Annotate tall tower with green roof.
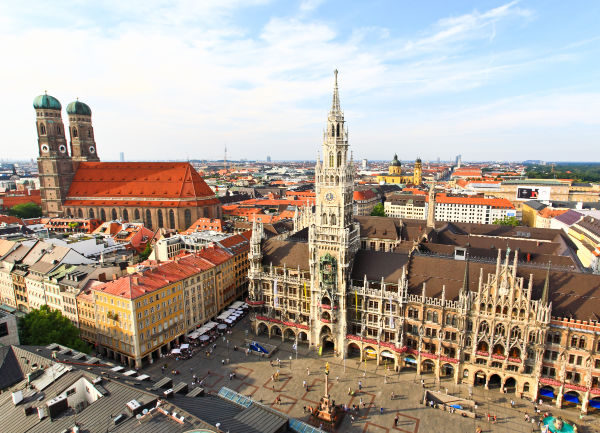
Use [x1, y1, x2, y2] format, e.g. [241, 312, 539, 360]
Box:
[34, 92, 75, 217]
[67, 99, 99, 165]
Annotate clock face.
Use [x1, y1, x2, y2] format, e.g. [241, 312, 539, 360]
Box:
[325, 192, 335, 202]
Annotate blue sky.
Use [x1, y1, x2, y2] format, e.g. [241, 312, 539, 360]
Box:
[0, 0, 599, 162]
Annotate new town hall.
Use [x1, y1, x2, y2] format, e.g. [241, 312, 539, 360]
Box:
[247, 71, 600, 413]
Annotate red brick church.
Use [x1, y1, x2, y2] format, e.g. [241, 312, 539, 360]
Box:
[34, 93, 220, 230]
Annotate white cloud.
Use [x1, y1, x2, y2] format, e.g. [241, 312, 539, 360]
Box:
[0, 1, 597, 162]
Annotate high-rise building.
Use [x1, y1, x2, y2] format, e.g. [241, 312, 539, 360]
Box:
[361, 158, 367, 170]
[266, 155, 271, 163]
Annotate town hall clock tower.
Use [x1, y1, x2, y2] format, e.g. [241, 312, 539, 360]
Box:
[308, 70, 360, 354]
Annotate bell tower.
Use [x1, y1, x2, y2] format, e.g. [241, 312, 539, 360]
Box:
[67, 99, 99, 166]
[414, 157, 422, 185]
[34, 93, 74, 217]
[309, 70, 360, 354]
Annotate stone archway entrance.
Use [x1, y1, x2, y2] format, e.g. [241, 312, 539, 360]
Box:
[257, 322, 268, 336]
[488, 374, 502, 390]
[474, 370, 486, 386]
[504, 377, 517, 393]
[319, 325, 335, 354]
[441, 363, 454, 377]
[347, 343, 361, 358]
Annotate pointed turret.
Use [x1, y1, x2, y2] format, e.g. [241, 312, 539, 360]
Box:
[461, 252, 470, 296]
[330, 69, 341, 115]
[542, 262, 551, 304]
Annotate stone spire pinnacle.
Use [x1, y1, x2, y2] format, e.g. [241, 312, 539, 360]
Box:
[330, 69, 341, 115]
[542, 261, 551, 304]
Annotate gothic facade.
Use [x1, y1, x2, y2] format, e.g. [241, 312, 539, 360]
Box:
[247, 71, 600, 413]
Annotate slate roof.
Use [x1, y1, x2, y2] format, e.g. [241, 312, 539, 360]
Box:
[262, 238, 310, 271]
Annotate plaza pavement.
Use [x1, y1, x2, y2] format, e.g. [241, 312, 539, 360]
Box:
[136, 316, 599, 433]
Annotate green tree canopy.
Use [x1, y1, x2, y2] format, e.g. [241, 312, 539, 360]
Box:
[18, 306, 90, 353]
[139, 242, 153, 261]
[370, 203, 385, 217]
[493, 216, 520, 226]
[8, 202, 42, 218]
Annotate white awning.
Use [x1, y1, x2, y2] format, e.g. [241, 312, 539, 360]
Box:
[204, 321, 218, 330]
[200, 335, 210, 341]
[181, 344, 189, 350]
[136, 374, 150, 381]
[123, 370, 137, 376]
[171, 348, 181, 354]
[231, 301, 244, 309]
[218, 323, 228, 330]
[110, 366, 125, 372]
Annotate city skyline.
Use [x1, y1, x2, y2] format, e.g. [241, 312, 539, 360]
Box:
[1, 1, 599, 161]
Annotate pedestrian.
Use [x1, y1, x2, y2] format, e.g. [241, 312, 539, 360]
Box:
[358, 380, 362, 391]
[222, 359, 225, 365]
[493, 414, 497, 424]
[307, 367, 310, 376]
[303, 380, 307, 389]
[487, 413, 490, 422]
[303, 405, 307, 413]
[350, 415, 355, 423]
[380, 407, 384, 415]
[394, 415, 398, 426]
[390, 391, 395, 400]
[511, 399, 515, 408]
[336, 376, 339, 383]
[359, 397, 363, 407]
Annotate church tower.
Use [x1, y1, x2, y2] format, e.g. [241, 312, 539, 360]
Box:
[67, 100, 99, 166]
[309, 70, 360, 354]
[34, 93, 75, 217]
[414, 157, 422, 185]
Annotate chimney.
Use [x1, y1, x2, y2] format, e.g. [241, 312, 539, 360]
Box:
[98, 273, 106, 282]
[112, 274, 117, 281]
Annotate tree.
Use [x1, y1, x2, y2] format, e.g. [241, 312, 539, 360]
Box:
[18, 306, 90, 353]
[493, 216, 520, 227]
[8, 202, 42, 218]
[139, 242, 153, 261]
[371, 203, 385, 217]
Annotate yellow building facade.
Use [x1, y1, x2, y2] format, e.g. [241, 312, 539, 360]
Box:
[376, 155, 422, 185]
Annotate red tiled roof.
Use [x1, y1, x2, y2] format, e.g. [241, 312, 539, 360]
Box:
[433, 193, 514, 209]
[64, 162, 218, 207]
[353, 189, 377, 201]
[0, 215, 23, 225]
[183, 217, 224, 234]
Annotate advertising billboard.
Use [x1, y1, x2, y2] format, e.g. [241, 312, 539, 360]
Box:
[516, 186, 551, 201]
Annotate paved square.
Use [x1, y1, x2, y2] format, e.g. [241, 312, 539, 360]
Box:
[130, 316, 598, 433]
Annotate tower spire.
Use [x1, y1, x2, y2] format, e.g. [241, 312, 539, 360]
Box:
[541, 261, 551, 304]
[330, 69, 341, 115]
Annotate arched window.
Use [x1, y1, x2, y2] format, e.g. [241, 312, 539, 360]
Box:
[432, 312, 438, 323]
[111, 208, 117, 220]
[337, 151, 341, 167]
[336, 123, 340, 136]
[184, 209, 192, 228]
[146, 209, 152, 229]
[329, 152, 334, 167]
[495, 323, 505, 337]
[579, 337, 586, 349]
[40, 124, 46, 135]
[426, 311, 433, 322]
[88, 208, 94, 219]
[510, 327, 522, 340]
[479, 321, 489, 334]
[100, 209, 106, 221]
[330, 213, 336, 226]
[331, 124, 335, 136]
[134, 209, 140, 221]
[322, 213, 327, 224]
[77, 208, 83, 218]
[157, 209, 164, 228]
[88, 129, 92, 138]
[203, 207, 209, 218]
[169, 210, 175, 229]
[72, 127, 78, 138]
[122, 209, 129, 222]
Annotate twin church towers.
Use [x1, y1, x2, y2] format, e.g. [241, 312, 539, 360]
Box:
[34, 94, 98, 216]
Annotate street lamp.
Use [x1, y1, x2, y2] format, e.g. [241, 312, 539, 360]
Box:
[289, 355, 292, 370]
